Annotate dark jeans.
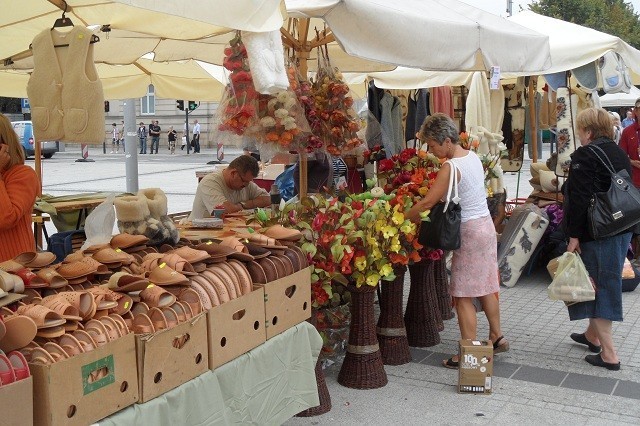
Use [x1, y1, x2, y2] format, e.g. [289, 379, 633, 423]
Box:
[568, 232, 632, 322]
[139, 137, 147, 154]
[193, 134, 200, 153]
[150, 136, 159, 154]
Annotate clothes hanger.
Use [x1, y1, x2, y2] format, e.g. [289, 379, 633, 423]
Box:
[28, 0, 100, 49]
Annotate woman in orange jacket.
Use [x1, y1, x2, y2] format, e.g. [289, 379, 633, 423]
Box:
[0, 114, 40, 261]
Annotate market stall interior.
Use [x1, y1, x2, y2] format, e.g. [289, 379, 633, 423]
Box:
[10, 1, 640, 425]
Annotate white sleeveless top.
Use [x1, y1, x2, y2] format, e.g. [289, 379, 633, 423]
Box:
[448, 151, 489, 222]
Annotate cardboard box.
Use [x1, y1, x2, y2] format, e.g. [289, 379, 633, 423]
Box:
[0, 376, 33, 426]
[135, 312, 209, 403]
[208, 287, 266, 370]
[458, 339, 493, 394]
[31, 333, 138, 426]
[257, 266, 311, 339]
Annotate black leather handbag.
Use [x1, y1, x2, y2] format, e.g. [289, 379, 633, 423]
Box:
[587, 144, 640, 239]
[418, 161, 461, 250]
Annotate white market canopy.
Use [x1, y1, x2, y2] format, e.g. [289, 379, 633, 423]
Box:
[1, 0, 284, 64]
[600, 85, 640, 107]
[365, 10, 640, 90]
[285, 0, 551, 73]
[508, 11, 640, 78]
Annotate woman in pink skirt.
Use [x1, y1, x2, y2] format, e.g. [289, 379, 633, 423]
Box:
[407, 113, 509, 368]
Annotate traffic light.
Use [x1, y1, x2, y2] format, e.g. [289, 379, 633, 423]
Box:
[176, 100, 184, 110]
[188, 101, 198, 111]
[104, 100, 109, 112]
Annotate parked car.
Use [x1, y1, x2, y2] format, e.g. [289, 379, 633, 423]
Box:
[11, 120, 59, 159]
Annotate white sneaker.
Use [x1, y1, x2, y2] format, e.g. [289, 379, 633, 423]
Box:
[110, 151, 115, 153]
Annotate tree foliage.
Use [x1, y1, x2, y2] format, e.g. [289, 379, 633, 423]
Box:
[529, 0, 640, 49]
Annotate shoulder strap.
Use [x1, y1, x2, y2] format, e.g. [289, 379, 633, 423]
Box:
[585, 144, 615, 174]
[443, 160, 460, 210]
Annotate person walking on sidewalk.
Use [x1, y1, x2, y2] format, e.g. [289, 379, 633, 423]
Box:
[110, 123, 120, 153]
[149, 120, 161, 154]
[406, 113, 509, 368]
[192, 120, 201, 153]
[119, 120, 125, 151]
[167, 126, 177, 154]
[564, 107, 632, 371]
[138, 122, 147, 154]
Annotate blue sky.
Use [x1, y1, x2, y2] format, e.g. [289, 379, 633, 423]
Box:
[466, 0, 640, 18]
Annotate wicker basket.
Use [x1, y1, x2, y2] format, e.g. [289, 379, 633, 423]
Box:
[433, 258, 454, 320]
[404, 260, 442, 347]
[337, 284, 388, 389]
[296, 357, 332, 417]
[377, 266, 411, 365]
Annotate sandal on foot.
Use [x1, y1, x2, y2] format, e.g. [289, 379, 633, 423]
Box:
[493, 336, 510, 354]
[442, 357, 459, 369]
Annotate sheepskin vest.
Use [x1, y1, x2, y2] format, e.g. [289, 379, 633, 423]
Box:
[27, 26, 104, 144]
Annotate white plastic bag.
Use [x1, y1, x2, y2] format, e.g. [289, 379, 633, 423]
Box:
[80, 194, 116, 251]
[547, 252, 595, 303]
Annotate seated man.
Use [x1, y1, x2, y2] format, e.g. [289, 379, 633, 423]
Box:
[188, 155, 270, 220]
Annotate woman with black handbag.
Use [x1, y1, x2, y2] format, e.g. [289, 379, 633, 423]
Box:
[407, 114, 508, 368]
[564, 107, 634, 371]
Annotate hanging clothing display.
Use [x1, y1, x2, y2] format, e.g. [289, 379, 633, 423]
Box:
[405, 89, 429, 144]
[429, 86, 454, 118]
[538, 88, 557, 130]
[555, 87, 579, 176]
[27, 26, 104, 144]
[525, 92, 542, 159]
[379, 92, 403, 157]
[489, 84, 505, 135]
[366, 81, 385, 149]
[465, 72, 491, 137]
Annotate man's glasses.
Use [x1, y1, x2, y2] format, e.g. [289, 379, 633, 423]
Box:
[237, 172, 252, 184]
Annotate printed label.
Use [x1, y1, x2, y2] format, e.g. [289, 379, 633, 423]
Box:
[82, 354, 115, 395]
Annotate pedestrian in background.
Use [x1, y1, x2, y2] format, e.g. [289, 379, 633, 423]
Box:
[119, 120, 125, 151]
[564, 107, 632, 371]
[167, 126, 177, 154]
[622, 109, 635, 128]
[110, 123, 120, 153]
[149, 120, 161, 154]
[192, 119, 201, 153]
[0, 113, 40, 261]
[138, 122, 147, 154]
[610, 111, 622, 145]
[181, 122, 187, 151]
[618, 98, 640, 188]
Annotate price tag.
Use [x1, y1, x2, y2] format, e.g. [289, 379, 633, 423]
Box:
[490, 66, 501, 90]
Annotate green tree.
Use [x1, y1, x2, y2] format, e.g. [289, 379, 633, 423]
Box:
[529, 0, 640, 49]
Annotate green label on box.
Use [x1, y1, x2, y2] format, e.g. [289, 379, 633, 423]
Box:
[81, 354, 115, 395]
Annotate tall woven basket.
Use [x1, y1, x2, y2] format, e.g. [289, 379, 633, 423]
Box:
[433, 257, 454, 320]
[337, 284, 388, 389]
[376, 265, 411, 365]
[404, 259, 443, 347]
[296, 357, 332, 417]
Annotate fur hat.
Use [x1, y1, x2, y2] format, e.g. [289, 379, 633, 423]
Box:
[115, 196, 149, 222]
[138, 188, 168, 218]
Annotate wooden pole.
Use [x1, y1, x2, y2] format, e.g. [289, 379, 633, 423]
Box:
[35, 137, 42, 196]
[528, 77, 538, 164]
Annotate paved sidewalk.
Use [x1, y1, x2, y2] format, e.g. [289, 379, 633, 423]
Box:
[286, 267, 640, 425]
